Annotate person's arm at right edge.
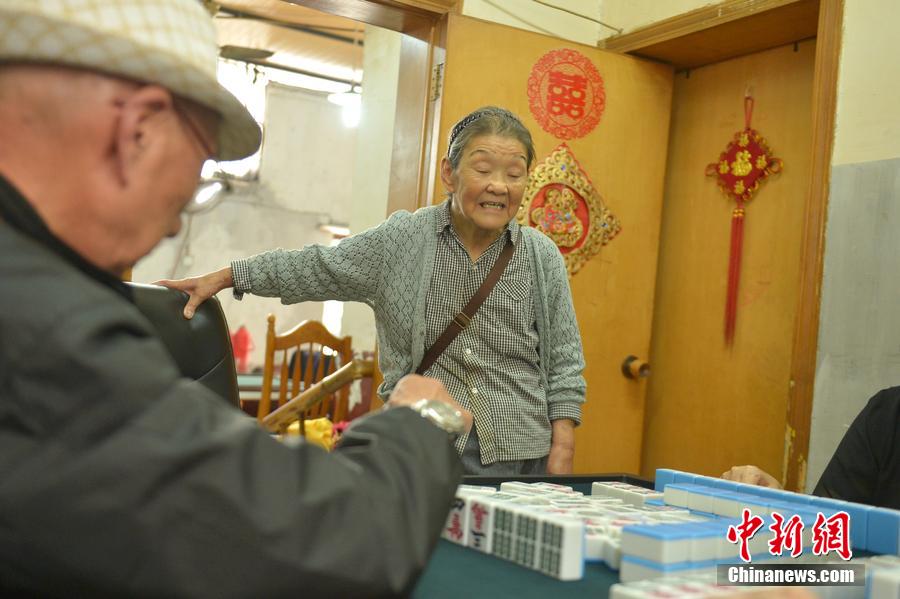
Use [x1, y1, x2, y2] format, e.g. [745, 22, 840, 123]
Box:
[811, 390, 885, 504]
[724, 389, 894, 505]
[722, 465, 783, 489]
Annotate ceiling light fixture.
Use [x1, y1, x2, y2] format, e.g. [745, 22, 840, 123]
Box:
[319, 222, 350, 237]
[327, 90, 361, 128]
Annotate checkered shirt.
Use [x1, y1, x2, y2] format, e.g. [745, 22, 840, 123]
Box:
[426, 204, 556, 463]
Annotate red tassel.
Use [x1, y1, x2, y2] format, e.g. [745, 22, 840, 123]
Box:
[725, 202, 745, 345]
[744, 95, 754, 129]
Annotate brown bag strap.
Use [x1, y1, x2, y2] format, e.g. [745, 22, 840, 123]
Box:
[416, 238, 515, 375]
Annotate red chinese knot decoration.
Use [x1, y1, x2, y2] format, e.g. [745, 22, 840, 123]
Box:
[527, 48, 605, 140]
[517, 143, 620, 275]
[705, 96, 783, 345]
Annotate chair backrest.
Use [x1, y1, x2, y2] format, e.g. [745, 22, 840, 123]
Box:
[127, 282, 240, 408]
[258, 315, 353, 423]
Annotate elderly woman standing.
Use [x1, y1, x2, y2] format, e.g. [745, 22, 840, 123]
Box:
[164, 106, 586, 475]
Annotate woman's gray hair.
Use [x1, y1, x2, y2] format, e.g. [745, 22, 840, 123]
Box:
[446, 106, 535, 171]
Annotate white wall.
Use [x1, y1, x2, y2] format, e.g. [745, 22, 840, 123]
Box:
[340, 25, 402, 354]
[806, 0, 900, 491]
[260, 83, 356, 224]
[461, 1, 725, 49]
[134, 83, 357, 372]
[597, 0, 714, 41]
[830, 0, 900, 166]
[462, 0, 602, 45]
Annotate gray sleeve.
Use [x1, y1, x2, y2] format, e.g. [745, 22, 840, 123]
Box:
[3, 299, 462, 598]
[539, 239, 586, 423]
[236, 220, 391, 305]
[230, 256, 252, 299]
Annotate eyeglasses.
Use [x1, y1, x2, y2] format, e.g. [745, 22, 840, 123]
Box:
[173, 98, 217, 159]
[111, 94, 217, 159]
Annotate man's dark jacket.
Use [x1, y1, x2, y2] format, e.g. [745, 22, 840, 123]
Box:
[0, 176, 462, 597]
[814, 386, 900, 509]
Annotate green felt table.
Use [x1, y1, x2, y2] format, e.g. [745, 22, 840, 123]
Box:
[413, 474, 652, 598]
[414, 540, 620, 597]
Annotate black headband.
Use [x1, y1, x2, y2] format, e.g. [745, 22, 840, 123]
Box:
[447, 111, 485, 154]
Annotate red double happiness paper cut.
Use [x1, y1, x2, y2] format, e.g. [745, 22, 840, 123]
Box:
[527, 48, 605, 140]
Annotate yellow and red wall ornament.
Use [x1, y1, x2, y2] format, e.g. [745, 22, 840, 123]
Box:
[705, 95, 783, 345]
[517, 142, 620, 275]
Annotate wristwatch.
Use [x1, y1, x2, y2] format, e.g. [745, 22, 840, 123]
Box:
[409, 398, 466, 439]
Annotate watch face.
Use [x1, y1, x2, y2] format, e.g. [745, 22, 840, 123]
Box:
[420, 399, 465, 435]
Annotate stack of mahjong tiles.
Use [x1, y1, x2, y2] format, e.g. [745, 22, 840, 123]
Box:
[866, 554, 900, 599]
[442, 482, 586, 580]
[611, 555, 898, 599]
[441, 479, 692, 580]
[614, 468, 900, 584]
[609, 571, 744, 598]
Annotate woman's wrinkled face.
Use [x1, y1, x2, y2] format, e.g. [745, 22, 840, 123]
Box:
[442, 134, 528, 239]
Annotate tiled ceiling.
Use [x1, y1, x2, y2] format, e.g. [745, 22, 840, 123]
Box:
[214, 1, 365, 86]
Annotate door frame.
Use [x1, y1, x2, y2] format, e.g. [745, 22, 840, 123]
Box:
[283, 0, 451, 41]
[284, 1, 455, 212]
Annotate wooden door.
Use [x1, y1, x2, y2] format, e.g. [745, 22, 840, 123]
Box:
[641, 41, 816, 481]
[432, 14, 673, 473]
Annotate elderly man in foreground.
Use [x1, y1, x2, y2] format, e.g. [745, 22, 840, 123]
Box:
[0, 1, 470, 597]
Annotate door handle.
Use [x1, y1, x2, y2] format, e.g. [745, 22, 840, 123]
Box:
[621, 355, 650, 380]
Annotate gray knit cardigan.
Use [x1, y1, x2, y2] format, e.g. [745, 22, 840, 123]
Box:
[237, 203, 586, 422]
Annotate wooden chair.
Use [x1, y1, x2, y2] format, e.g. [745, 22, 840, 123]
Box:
[260, 345, 382, 435]
[257, 315, 353, 424]
[368, 346, 385, 413]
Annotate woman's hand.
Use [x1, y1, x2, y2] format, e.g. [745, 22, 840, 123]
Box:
[155, 266, 233, 319]
[548, 419, 575, 474]
[721, 465, 782, 489]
